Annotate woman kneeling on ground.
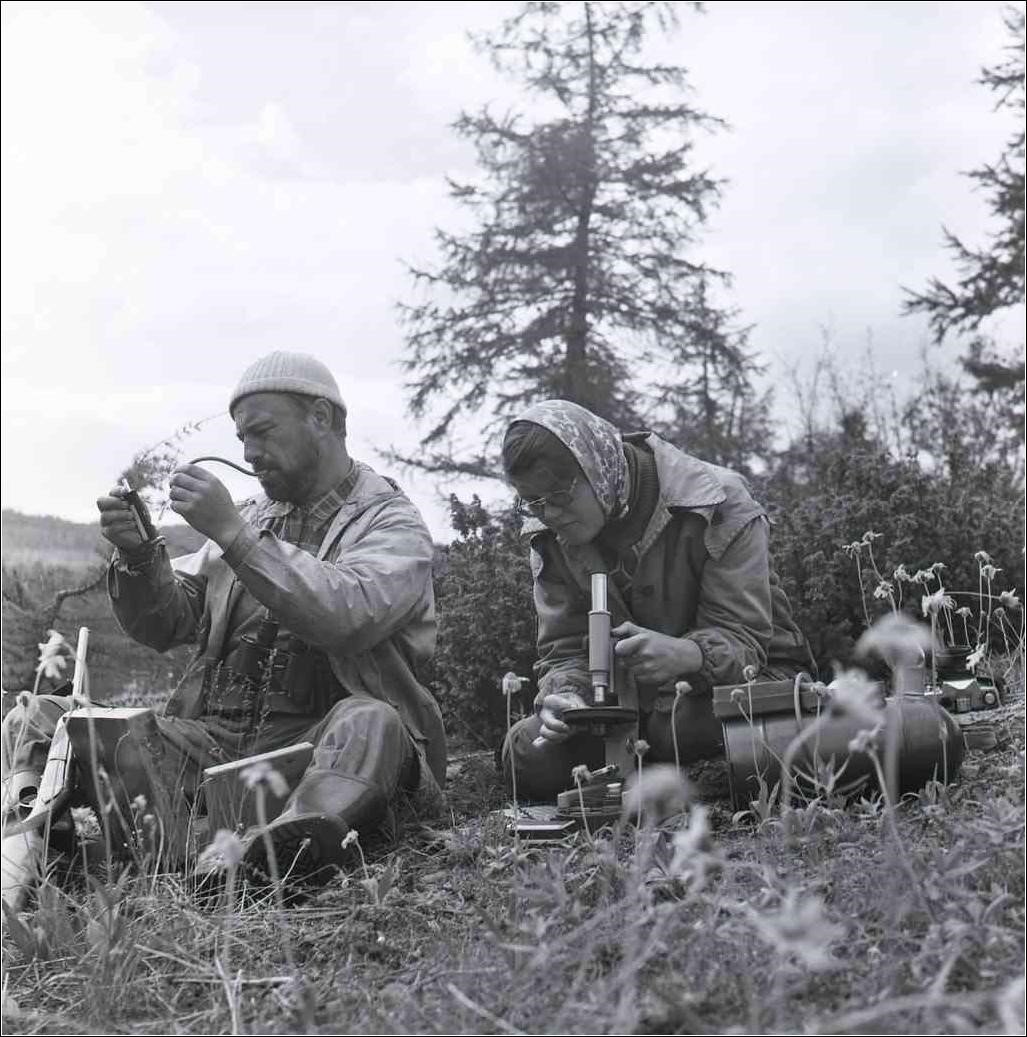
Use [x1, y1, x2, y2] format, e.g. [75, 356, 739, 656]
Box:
[501, 400, 814, 800]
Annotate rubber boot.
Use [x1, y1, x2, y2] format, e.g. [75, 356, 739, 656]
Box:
[241, 773, 387, 888]
[243, 813, 352, 887]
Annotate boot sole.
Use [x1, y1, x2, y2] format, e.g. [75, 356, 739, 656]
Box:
[244, 815, 349, 885]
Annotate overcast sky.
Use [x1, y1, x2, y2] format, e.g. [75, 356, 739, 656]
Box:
[1, 1, 1022, 539]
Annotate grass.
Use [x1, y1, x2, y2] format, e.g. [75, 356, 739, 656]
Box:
[2, 701, 1023, 1036]
[3, 531, 1024, 1035]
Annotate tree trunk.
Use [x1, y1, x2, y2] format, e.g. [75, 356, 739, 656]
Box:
[563, 1, 598, 409]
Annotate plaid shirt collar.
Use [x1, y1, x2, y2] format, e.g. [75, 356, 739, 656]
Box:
[259, 461, 360, 552]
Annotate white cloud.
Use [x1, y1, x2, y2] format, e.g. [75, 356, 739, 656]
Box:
[1, 1, 1022, 539]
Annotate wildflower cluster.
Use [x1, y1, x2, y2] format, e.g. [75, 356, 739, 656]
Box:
[845, 532, 1025, 694]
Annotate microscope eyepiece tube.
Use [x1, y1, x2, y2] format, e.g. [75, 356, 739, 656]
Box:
[589, 573, 612, 706]
[590, 572, 608, 612]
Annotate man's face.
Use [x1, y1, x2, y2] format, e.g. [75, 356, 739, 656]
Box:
[233, 393, 321, 503]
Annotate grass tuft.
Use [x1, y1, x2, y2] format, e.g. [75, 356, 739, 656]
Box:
[2, 714, 1024, 1035]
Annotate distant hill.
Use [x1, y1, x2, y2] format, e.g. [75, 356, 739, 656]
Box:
[1, 510, 204, 696]
[1, 508, 446, 696]
[1, 508, 205, 568]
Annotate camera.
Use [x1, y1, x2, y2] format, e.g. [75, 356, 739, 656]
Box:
[930, 677, 1001, 713]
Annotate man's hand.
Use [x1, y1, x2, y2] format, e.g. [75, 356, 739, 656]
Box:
[97, 487, 148, 551]
[612, 622, 703, 687]
[168, 464, 246, 546]
[534, 691, 589, 746]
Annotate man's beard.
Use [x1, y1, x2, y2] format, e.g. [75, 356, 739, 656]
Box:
[256, 440, 321, 503]
[257, 469, 301, 501]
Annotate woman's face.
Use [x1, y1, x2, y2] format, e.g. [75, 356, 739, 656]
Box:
[510, 462, 606, 545]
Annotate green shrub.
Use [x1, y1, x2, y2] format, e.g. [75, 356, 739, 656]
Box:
[759, 418, 1024, 671]
[431, 496, 538, 749]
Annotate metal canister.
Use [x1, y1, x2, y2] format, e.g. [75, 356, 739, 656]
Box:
[722, 694, 964, 810]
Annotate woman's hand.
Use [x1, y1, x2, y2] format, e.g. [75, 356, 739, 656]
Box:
[533, 691, 589, 746]
[612, 622, 703, 686]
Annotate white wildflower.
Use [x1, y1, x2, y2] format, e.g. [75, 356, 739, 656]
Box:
[966, 643, 987, 672]
[996, 974, 1025, 1036]
[667, 805, 719, 889]
[855, 612, 934, 664]
[670, 804, 713, 861]
[828, 671, 885, 729]
[873, 580, 894, 600]
[847, 724, 883, 755]
[239, 760, 289, 797]
[921, 589, 955, 616]
[632, 739, 650, 760]
[745, 890, 845, 971]
[622, 765, 692, 824]
[36, 630, 69, 680]
[196, 829, 246, 873]
[501, 672, 529, 697]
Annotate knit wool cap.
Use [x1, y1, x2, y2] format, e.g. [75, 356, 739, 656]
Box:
[229, 351, 346, 415]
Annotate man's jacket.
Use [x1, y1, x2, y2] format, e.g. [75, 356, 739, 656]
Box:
[107, 463, 447, 786]
[526, 433, 812, 709]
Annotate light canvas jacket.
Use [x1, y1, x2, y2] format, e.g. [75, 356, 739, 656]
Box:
[107, 463, 447, 786]
[527, 433, 812, 710]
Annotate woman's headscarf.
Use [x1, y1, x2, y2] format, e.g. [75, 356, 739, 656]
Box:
[514, 400, 629, 520]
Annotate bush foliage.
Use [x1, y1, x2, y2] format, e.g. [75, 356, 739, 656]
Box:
[430, 387, 1025, 745]
[759, 418, 1024, 670]
[431, 496, 538, 748]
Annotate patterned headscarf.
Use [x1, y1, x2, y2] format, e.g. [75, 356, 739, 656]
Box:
[514, 400, 629, 520]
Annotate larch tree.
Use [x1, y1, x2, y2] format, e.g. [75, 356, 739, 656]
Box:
[395, 1, 769, 478]
[903, 6, 1025, 454]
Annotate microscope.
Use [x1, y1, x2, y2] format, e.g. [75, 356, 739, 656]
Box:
[512, 573, 639, 839]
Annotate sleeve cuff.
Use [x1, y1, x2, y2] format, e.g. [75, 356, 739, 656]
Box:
[221, 523, 261, 569]
[686, 631, 744, 695]
[113, 538, 164, 573]
[537, 668, 592, 701]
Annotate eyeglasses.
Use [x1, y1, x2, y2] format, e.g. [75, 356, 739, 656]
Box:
[514, 476, 579, 518]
